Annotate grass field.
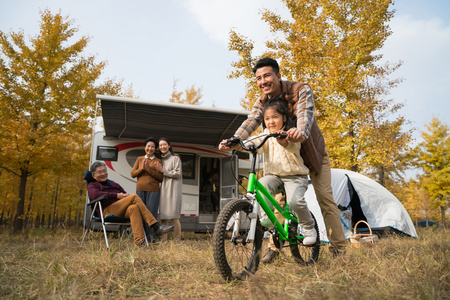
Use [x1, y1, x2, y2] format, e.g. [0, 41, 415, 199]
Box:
[0, 227, 448, 299]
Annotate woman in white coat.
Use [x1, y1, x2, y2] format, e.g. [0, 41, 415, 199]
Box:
[158, 137, 182, 241]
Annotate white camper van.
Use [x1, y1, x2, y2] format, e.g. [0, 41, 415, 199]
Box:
[84, 95, 256, 232]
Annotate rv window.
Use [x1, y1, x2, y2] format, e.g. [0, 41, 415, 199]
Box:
[179, 153, 195, 179]
[235, 151, 249, 160]
[96, 146, 118, 161]
[126, 149, 146, 168]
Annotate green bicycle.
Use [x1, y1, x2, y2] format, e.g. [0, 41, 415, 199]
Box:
[213, 133, 320, 281]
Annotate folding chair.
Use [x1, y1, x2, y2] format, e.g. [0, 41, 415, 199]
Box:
[81, 170, 148, 249]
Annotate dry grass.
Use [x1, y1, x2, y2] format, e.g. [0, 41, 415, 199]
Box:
[0, 227, 448, 299]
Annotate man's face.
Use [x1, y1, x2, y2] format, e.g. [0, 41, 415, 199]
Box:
[92, 166, 108, 182]
[255, 66, 282, 97]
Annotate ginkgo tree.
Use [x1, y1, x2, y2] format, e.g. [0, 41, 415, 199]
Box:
[412, 117, 449, 228]
[398, 178, 441, 225]
[228, 0, 411, 184]
[0, 10, 124, 232]
[169, 79, 203, 105]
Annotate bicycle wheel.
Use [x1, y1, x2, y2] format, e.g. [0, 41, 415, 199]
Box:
[213, 199, 264, 281]
[289, 212, 320, 265]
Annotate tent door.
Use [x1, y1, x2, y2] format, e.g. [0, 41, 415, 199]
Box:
[345, 175, 367, 227]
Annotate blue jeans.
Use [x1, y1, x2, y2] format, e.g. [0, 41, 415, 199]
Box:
[136, 191, 160, 242]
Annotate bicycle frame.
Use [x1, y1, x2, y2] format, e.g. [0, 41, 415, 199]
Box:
[244, 169, 302, 244]
[228, 134, 304, 245]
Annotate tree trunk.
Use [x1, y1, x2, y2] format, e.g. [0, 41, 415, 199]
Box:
[49, 181, 56, 228]
[349, 123, 358, 172]
[34, 213, 40, 228]
[76, 188, 83, 229]
[47, 213, 51, 228]
[0, 192, 7, 226]
[378, 165, 385, 186]
[9, 207, 15, 229]
[441, 205, 446, 229]
[24, 176, 36, 231]
[68, 210, 71, 228]
[27, 216, 34, 229]
[40, 214, 45, 227]
[52, 178, 60, 231]
[13, 169, 29, 233]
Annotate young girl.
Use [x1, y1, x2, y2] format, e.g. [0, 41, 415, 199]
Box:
[237, 100, 317, 246]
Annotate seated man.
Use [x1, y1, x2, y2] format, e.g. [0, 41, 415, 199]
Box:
[88, 161, 173, 246]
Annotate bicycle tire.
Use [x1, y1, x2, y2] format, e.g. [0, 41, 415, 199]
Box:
[213, 199, 263, 281]
[289, 212, 320, 265]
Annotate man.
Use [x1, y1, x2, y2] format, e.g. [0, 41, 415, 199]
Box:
[88, 161, 173, 246]
[225, 57, 346, 263]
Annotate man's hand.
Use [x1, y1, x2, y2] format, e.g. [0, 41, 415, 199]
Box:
[286, 128, 304, 143]
[218, 139, 239, 151]
[117, 192, 130, 199]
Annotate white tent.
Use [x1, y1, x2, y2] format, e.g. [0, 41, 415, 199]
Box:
[305, 169, 417, 242]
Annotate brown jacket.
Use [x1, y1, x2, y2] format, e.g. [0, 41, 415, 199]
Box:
[131, 156, 163, 192]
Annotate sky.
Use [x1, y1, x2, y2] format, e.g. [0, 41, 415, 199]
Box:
[1, 0, 449, 143]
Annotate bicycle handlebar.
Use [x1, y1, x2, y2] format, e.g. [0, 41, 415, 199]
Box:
[222, 133, 288, 152]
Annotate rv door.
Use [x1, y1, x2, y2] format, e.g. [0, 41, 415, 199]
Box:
[220, 155, 239, 209]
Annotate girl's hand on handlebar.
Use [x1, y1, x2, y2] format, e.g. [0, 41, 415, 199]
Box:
[275, 130, 288, 146]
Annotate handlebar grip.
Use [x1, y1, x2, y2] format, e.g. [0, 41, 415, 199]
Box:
[269, 132, 288, 139]
[223, 136, 241, 147]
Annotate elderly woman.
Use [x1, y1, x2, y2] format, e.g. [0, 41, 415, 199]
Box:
[87, 161, 173, 246]
[131, 137, 164, 242]
[159, 137, 183, 241]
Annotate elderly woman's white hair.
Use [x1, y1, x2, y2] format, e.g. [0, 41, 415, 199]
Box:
[90, 161, 107, 173]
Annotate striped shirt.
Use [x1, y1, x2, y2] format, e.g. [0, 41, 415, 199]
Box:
[235, 81, 316, 142]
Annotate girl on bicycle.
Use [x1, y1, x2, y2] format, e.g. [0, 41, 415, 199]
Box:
[221, 100, 317, 246]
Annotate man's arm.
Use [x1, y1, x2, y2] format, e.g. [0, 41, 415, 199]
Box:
[234, 100, 264, 140]
[88, 182, 120, 200]
[287, 84, 315, 143]
[220, 100, 264, 151]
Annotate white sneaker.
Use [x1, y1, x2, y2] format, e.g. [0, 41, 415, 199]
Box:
[260, 217, 274, 230]
[303, 227, 317, 246]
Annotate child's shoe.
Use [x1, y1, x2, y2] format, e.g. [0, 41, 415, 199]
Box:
[303, 227, 317, 246]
